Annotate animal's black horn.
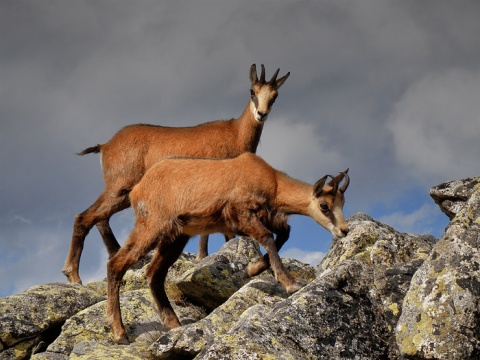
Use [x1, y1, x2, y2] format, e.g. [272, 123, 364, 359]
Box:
[260, 64, 266, 83]
[269, 68, 280, 85]
[250, 64, 258, 84]
[328, 175, 338, 195]
[339, 169, 350, 194]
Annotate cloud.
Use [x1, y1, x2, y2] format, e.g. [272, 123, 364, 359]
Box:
[378, 202, 440, 235]
[387, 68, 480, 182]
[258, 117, 346, 183]
[1, 1, 480, 298]
[280, 247, 325, 266]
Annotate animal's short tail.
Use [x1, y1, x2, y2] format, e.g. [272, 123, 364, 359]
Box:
[77, 145, 101, 156]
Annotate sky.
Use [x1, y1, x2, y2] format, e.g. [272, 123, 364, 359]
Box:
[1, 0, 479, 298]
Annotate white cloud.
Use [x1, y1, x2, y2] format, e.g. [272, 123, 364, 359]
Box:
[280, 247, 325, 266]
[378, 202, 439, 235]
[258, 117, 345, 183]
[387, 68, 480, 182]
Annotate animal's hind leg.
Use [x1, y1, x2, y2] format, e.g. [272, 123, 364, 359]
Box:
[62, 190, 129, 284]
[97, 219, 121, 258]
[107, 224, 159, 344]
[196, 233, 235, 261]
[196, 234, 209, 261]
[147, 234, 190, 329]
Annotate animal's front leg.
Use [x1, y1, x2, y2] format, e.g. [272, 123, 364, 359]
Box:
[238, 214, 303, 294]
[246, 221, 290, 278]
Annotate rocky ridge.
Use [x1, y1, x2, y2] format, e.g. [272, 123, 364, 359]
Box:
[1, 177, 479, 359]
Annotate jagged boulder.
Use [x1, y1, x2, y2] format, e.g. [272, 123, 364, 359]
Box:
[150, 277, 289, 359]
[396, 177, 480, 359]
[192, 214, 436, 359]
[196, 260, 391, 359]
[0, 283, 104, 359]
[318, 213, 437, 333]
[33, 254, 206, 359]
[175, 236, 264, 310]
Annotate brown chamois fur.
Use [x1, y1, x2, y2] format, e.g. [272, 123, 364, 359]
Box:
[63, 64, 290, 284]
[106, 153, 350, 344]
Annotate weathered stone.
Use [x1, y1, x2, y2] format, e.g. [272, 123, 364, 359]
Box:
[68, 340, 151, 359]
[396, 178, 480, 359]
[0, 283, 104, 359]
[150, 277, 289, 359]
[430, 177, 480, 220]
[198, 260, 390, 359]
[318, 212, 436, 331]
[175, 237, 263, 310]
[43, 288, 205, 358]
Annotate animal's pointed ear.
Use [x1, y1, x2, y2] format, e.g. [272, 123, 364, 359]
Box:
[275, 71, 290, 89]
[313, 175, 328, 198]
[250, 64, 258, 85]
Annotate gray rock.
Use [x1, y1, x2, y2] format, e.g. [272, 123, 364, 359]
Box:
[429, 177, 479, 219]
[198, 261, 389, 359]
[396, 177, 480, 359]
[150, 277, 289, 359]
[175, 237, 263, 310]
[0, 283, 104, 359]
[318, 212, 436, 333]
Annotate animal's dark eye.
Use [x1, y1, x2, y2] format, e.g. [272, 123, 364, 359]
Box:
[320, 203, 330, 213]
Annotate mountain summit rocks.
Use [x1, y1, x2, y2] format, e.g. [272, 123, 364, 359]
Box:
[1, 177, 479, 359]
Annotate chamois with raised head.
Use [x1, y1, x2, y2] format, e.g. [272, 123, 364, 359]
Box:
[106, 153, 350, 344]
[63, 64, 289, 284]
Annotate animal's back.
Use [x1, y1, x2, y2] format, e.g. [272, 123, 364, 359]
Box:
[100, 121, 240, 184]
[130, 153, 277, 221]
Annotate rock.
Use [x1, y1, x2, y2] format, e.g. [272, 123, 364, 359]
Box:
[318, 213, 436, 332]
[429, 177, 479, 220]
[42, 288, 206, 358]
[150, 277, 289, 359]
[175, 237, 263, 310]
[0, 283, 104, 359]
[198, 261, 389, 359]
[396, 177, 480, 359]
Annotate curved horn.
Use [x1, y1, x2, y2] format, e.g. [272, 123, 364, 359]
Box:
[260, 64, 266, 83]
[328, 175, 339, 195]
[249, 64, 258, 85]
[339, 169, 350, 194]
[269, 68, 280, 85]
[275, 71, 290, 89]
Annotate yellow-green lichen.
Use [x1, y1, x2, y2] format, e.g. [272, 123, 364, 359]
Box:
[388, 303, 399, 316]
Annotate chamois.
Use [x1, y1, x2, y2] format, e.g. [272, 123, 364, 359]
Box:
[63, 64, 290, 284]
[106, 153, 350, 344]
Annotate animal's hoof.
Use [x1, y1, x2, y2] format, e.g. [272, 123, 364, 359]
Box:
[61, 268, 82, 284]
[114, 336, 130, 345]
[286, 279, 309, 294]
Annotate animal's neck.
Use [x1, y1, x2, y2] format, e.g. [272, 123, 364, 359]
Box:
[275, 173, 312, 216]
[233, 102, 264, 153]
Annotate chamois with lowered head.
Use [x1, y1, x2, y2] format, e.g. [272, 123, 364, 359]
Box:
[106, 153, 350, 344]
[63, 64, 290, 284]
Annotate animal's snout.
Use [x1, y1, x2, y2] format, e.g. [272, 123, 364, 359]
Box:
[257, 111, 267, 120]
